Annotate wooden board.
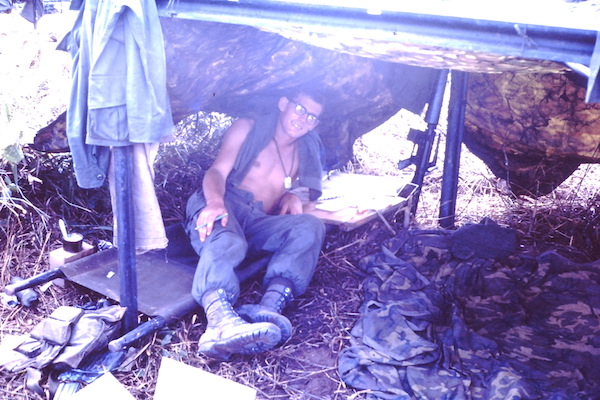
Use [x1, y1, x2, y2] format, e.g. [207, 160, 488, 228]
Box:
[298, 173, 417, 231]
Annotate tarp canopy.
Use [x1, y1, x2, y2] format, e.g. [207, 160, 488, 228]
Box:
[156, 0, 600, 102]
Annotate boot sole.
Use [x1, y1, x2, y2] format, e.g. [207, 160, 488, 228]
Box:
[199, 322, 281, 359]
[238, 306, 293, 344]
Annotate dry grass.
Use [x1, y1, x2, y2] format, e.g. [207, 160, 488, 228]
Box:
[3, 9, 600, 400]
[355, 107, 600, 261]
[0, 143, 378, 399]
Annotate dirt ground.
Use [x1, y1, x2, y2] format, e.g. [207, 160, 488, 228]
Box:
[3, 7, 600, 400]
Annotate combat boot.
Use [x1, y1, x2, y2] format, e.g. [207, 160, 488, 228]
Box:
[237, 277, 294, 345]
[198, 289, 281, 360]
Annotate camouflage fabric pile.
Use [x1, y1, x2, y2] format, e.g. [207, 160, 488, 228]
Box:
[339, 220, 600, 399]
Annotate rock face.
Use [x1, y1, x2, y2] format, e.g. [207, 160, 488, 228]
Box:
[464, 71, 600, 195]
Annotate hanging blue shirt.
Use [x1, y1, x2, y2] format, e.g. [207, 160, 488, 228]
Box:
[61, 0, 174, 188]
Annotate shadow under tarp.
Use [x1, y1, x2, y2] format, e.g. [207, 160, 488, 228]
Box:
[339, 221, 600, 400]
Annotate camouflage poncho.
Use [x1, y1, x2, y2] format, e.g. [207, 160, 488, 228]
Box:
[339, 221, 600, 400]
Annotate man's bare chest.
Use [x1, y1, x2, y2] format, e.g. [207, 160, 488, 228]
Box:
[251, 141, 297, 180]
[238, 141, 298, 209]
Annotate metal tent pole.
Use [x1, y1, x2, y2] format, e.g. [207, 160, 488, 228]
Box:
[439, 70, 468, 229]
[113, 146, 138, 333]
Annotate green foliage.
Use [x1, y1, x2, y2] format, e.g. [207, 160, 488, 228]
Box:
[1, 102, 24, 164]
[1, 143, 24, 165]
[0, 100, 44, 226]
[0, 99, 24, 199]
[153, 111, 233, 222]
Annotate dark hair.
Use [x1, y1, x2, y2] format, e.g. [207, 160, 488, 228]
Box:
[287, 84, 330, 110]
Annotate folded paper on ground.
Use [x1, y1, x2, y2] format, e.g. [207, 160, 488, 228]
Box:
[154, 357, 256, 400]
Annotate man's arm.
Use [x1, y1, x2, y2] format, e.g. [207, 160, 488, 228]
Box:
[196, 118, 255, 242]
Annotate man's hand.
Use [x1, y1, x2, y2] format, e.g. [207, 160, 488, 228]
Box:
[196, 203, 229, 242]
[278, 192, 303, 215]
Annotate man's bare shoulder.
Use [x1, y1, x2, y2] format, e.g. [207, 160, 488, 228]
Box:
[210, 118, 257, 172]
[226, 117, 256, 140]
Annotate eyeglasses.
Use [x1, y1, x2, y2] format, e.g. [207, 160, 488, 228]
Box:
[291, 101, 320, 125]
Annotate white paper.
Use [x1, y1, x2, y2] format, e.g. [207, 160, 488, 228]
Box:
[154, 357, 256, 400]
[70, 373, 136, 400]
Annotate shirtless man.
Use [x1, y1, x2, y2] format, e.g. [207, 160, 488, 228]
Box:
[185, 88, 327, 360]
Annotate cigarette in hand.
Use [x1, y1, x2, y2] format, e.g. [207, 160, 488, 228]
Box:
[195, 213, 228, 230]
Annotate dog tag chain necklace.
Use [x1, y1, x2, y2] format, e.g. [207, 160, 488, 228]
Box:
[273, 138, 297, 190]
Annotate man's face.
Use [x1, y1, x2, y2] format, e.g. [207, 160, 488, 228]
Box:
[278, 93, 323, 139]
